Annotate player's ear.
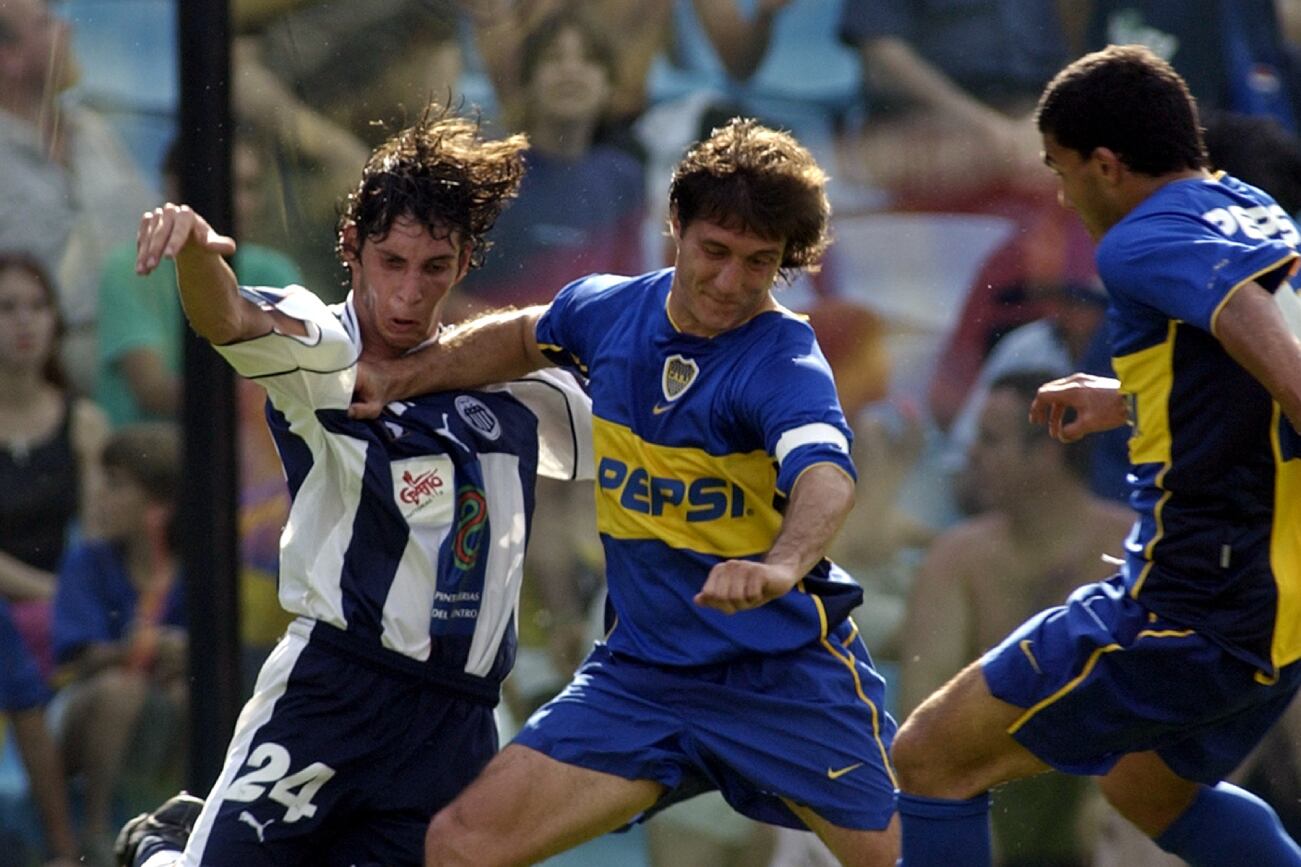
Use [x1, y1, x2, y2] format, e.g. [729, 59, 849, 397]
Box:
[340, 223, 361, 266]
[668, 207, 682, 241]
[1092, 147, 1125, 184]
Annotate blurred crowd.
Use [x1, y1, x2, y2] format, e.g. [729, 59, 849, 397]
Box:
[1, 0, 1300, 864]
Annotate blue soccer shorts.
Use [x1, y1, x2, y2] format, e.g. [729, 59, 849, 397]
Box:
[982, 574, 1301, 783]
[180, 619, 498, 867]
[513, 619, 898, 831]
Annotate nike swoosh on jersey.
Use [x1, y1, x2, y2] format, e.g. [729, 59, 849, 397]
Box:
[826, 762, 864, 780]
[1019, 639, 1042, 674]
[651, 402, 674, 415]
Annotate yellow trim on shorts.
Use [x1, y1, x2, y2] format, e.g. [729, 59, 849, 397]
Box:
[808, 594, 899, 789]
[1007, 627, 1195, 735]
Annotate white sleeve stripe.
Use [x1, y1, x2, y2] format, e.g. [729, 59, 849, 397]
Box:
[773, 423, 849, 465]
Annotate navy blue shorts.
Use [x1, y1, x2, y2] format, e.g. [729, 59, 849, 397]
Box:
[0, 599, 47, 712]
[513, 620, 898, 831]
[982, 574, 1301, 783]
[181, 619, 498, 867]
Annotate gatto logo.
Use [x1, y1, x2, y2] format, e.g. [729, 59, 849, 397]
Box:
[399, 468, 445, 506]
[597, 457, 746, 522]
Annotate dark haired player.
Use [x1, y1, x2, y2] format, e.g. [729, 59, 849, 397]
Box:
[891, 45, 1301, 866]
[116, 109, 593, 867]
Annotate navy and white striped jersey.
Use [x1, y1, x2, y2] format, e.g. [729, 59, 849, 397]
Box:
[218, 285, 593, 701]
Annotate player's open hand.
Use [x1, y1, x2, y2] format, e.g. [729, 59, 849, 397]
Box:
[136, 203, 236, 276]
[1028, 372, 1128, 443]
[694, 560, 798, 614]
[348, 360, 389, 419]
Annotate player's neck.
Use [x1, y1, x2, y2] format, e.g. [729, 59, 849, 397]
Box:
[1125, 168, 1211, 214]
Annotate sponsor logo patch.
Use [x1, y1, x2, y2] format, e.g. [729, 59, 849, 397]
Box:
[392, 455, 455, 526]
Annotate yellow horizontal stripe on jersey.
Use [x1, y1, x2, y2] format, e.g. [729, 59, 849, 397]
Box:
[592, 416, 781, 557]
[1270, 405, 1301, 669]
[1113, 321, 1177, 468]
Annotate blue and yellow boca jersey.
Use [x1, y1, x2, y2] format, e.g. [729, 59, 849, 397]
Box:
[1099, 173, 1301, 677]
[536, 269, 864, 665]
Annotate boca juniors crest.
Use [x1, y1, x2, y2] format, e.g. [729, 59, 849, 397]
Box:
[661, 354, 699, 403]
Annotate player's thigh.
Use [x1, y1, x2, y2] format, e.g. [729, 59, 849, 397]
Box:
[428, 743, 664, 866]
[892, 660, 1048, 798]
[786, 800, 900, 867]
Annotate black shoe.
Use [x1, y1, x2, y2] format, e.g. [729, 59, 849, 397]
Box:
[114, 791, 204, 867]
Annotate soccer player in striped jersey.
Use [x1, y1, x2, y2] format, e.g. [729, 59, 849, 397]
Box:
[890, 46, 1301, 866]
[116, 109, 594, 867]
[353, 119, 901, 865]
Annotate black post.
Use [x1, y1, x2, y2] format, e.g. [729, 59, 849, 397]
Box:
[176, 0, 241, 793]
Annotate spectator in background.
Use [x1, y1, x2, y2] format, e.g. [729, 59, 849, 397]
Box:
[835, 0, 1099, 435]
[0, 599, 79, 866]
[899, 371, 1135, 866]
[837, 0, 1066, 198]
[454, 11, 646, 317]
[0, 254, 107, 674]
[96, 136, 302, 427]
[940, 282, 1110, 514]
[51, 423, 185, 863]
[1077, 0, 1300, 131]
[464, 0, 794, 134]
[0, 253, 105, 863]
[1203, 108, 1301, 215]
[232, 0, 462, 301]
[0, 0, 157, 394]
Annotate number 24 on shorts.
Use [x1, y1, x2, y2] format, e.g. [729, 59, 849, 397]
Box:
[225, 742, 337, 822]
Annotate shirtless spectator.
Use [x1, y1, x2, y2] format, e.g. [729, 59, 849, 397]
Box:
[899, 371, 1135, 865]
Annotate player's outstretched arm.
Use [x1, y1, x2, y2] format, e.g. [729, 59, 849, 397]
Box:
[136, 203, 280, 346]
[695, 463, 855, 614]
[350, 305, 552, 418]
[1028, 373, 1127, 443]
[1213, 280, 1301, 434]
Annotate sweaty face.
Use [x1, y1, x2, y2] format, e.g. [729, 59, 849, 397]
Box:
[1042, 133, 1109, 241]
[668, 217, 783, 338]
[347, 216, 470, 358]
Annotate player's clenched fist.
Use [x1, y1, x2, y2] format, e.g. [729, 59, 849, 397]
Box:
[694, 559, 798, 614]
[135, 203, 236, 276]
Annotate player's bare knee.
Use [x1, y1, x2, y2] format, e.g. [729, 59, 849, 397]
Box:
[890, 717, 938, 792]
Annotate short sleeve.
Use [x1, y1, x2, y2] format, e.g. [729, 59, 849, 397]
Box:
[740, 330, 856, 495]
[1099, 213, 1300, 332]
[487, 369, 595, 481]
[215, 285, 359, 410]
[534, 274, 625, 376]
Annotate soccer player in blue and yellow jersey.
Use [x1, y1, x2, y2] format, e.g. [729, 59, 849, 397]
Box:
[891, 45, 1301, 866]
[352, 118, 901, 865]
[115, 110, 594, 866]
